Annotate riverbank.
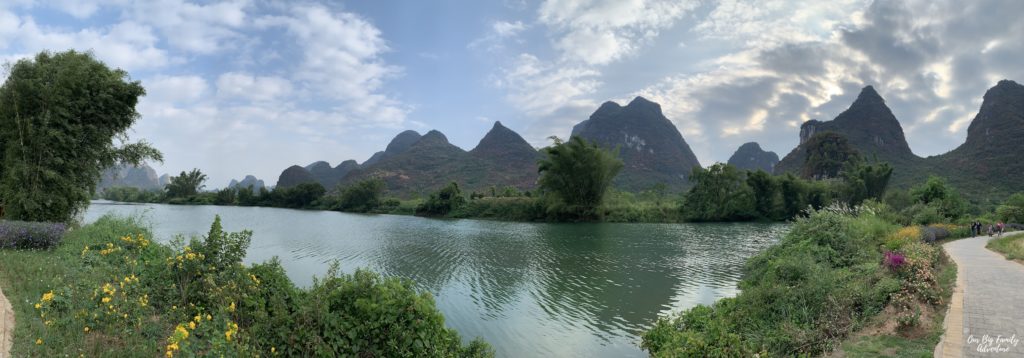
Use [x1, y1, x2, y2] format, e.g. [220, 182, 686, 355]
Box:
[641, 204, 959, 356]
[0, 215, 492, 357]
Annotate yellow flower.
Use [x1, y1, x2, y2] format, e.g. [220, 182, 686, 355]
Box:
[225, 330, 233, 342]
[228, 302, 236, 313]
[188, 321, 196, 330]
[165, 352, 173, 358]
[249, 274, 260, 285]
[271, 347, 276, 353]
[41, 291, 55, 302]
[175, 324, 189, 340]
[102, 297, 111, 303]
[193, 315, 201, 323]
[205, 314, 212, 321]
[35, 338, 42, 345]
[34, 303, 41, 309]
[84, 326, 90, 333]
[44, 320, 52, 326]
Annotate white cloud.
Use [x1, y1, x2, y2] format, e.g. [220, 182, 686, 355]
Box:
[144, 75, 209, 104]
[11, 18, 173, 71]
[123, 0, 250, 54]
[257, 4, 407, 126]
[216, 72, 293, 102]
[497, 53, 600, 117]
[493, 20, 526, 37]
[538, 0, 698, 65]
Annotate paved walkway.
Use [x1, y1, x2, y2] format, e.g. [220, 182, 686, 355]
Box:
[939, 233, 1024, 357]
[0, 286, 12, 358]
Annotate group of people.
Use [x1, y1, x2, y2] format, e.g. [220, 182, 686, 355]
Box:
[970, 221, 1006, 237]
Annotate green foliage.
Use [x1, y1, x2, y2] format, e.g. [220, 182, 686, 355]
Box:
[682, 164, 756, 222]
[987, 233, 1024, 261]
[165, 169, 207, 199]
[642, 205, 950, 356]
[335, 178, 385, 213]
[995, 192, 1024, 223]
[800, 132, 861, 179]
[276, 182, 326, 209]
[101, 187, 162, 203]
[0, 50, 162, 222]
[214, 188, 236, 205]
[537, 136, 624, 218]
[843, 162, 894, 205]
[909, 176, 966, 221]
[0, 215, 492, 357]
[416, 182, 467, 216]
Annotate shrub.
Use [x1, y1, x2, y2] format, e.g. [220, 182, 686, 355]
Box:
[0, 220, 67, 249]
[335, 179, 385, 213]
[416, 182, 466, 217]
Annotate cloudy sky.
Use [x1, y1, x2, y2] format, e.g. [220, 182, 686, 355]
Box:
[1, 0, 1022, 188]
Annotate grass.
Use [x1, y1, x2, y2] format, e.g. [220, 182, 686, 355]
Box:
[836, 253, 958, 357]
[986, 233, 1024, 263]
[0, 215, 165, 356]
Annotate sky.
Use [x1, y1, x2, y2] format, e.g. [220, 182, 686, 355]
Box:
[1, 0, 1022, 188]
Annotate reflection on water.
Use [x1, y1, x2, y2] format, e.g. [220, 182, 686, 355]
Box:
[84, 201, 787, 357]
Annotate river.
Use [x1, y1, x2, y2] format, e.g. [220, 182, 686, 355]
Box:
[83, 200, 787, 357]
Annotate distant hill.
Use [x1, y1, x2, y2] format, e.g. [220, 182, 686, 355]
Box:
[362, 130, 421, 167]
[276, 165, 317, 189]
[572, 96, 701, 191]
[775, 86, 920, 177]
[98, 163, 161, 191]
[727, 142, 779, 173]
[342, 123, 539, 197]
[927, 80, 1024, 200]
[227, 175, 265, 191]
[470, 121, 540, 188]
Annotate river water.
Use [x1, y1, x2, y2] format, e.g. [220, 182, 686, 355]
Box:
[84, 200, 787, 357]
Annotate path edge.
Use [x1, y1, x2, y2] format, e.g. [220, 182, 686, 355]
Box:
[936, 241, 965, 358]
[0, 285, 13, 358]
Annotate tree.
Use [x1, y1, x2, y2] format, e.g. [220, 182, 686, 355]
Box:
[337, 179, 385, 212]
[842, 161, 893, 205]
[166, 169, 207, 199]
[0, 50, 162, 222]
[415, 182, 466, 216]
[778, 173, 808, 218]
[215, 188, 236, 205]
[682, 164, 756, 222]
[236, 186, 256, 206]
[800, 132, 860, 180]
[746, 170, 779, 219]
[278, 182, 326, 208]
[537, 136, 623, 217]
[909, 176, 966, 221]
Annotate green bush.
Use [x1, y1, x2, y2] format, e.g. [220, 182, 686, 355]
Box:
[20, 215, 493, 357]
[416, 182, 467, 217]
[642, 204, 902, 356]
[335, 179, 385, 213]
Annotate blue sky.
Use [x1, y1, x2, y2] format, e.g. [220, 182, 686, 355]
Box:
[2, 0, 1023, 188]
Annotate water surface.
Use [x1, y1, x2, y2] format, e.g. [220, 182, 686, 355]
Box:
[84, 201, 787, 357]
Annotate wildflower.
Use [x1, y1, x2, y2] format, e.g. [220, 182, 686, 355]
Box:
[175, 324, 189, 340]
[883, 251, 907, 270]
[84, 326, 90, 333]
[102, 283, 116, 295]
[102, 297, 111, 303]
[228, 302, 236, 313]
[271, 347, 276, 353]
[249, 274, 260, 285]
[193, 315, 201, 323]
[35, 338, 42, 345]
[34, 303, 41, 309]
[44, 320, 52, 326]
[41, 291, 55, 302]
[205, 314, 212, 321]
[188, 321, 196, 330]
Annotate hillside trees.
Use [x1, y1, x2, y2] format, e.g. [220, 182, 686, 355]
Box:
[0, 50, 162, 222]
[536, 136, 623, 218]
[166, 169, 208, 199]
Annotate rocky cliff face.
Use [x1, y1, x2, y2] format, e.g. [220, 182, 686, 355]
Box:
[571, 96, 702, 191]
[930, 80, 1024, 198]
[727, 142, 779, 173]
[776, 86, 919, 175]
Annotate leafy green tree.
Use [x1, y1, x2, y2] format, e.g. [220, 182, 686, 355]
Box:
[166, 169, 207, 199]
[800, 132, 860, 179]
[278, 182, 326, 208]
[537, 136, 623, 217]
[746, 170, 779, 219]
[842, 161, 893, 205]
[337, 179, 385, 212]
[995, 192, 1024, 223]
[0, 50, 162, 222]
[416, 182, 466, 216]
[236, 186, 256, 206]
[778, 173, 808, 218]
[682, 163, 756, 222]
[910, 176, 966, 220]
[214, 188, 236, 205]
